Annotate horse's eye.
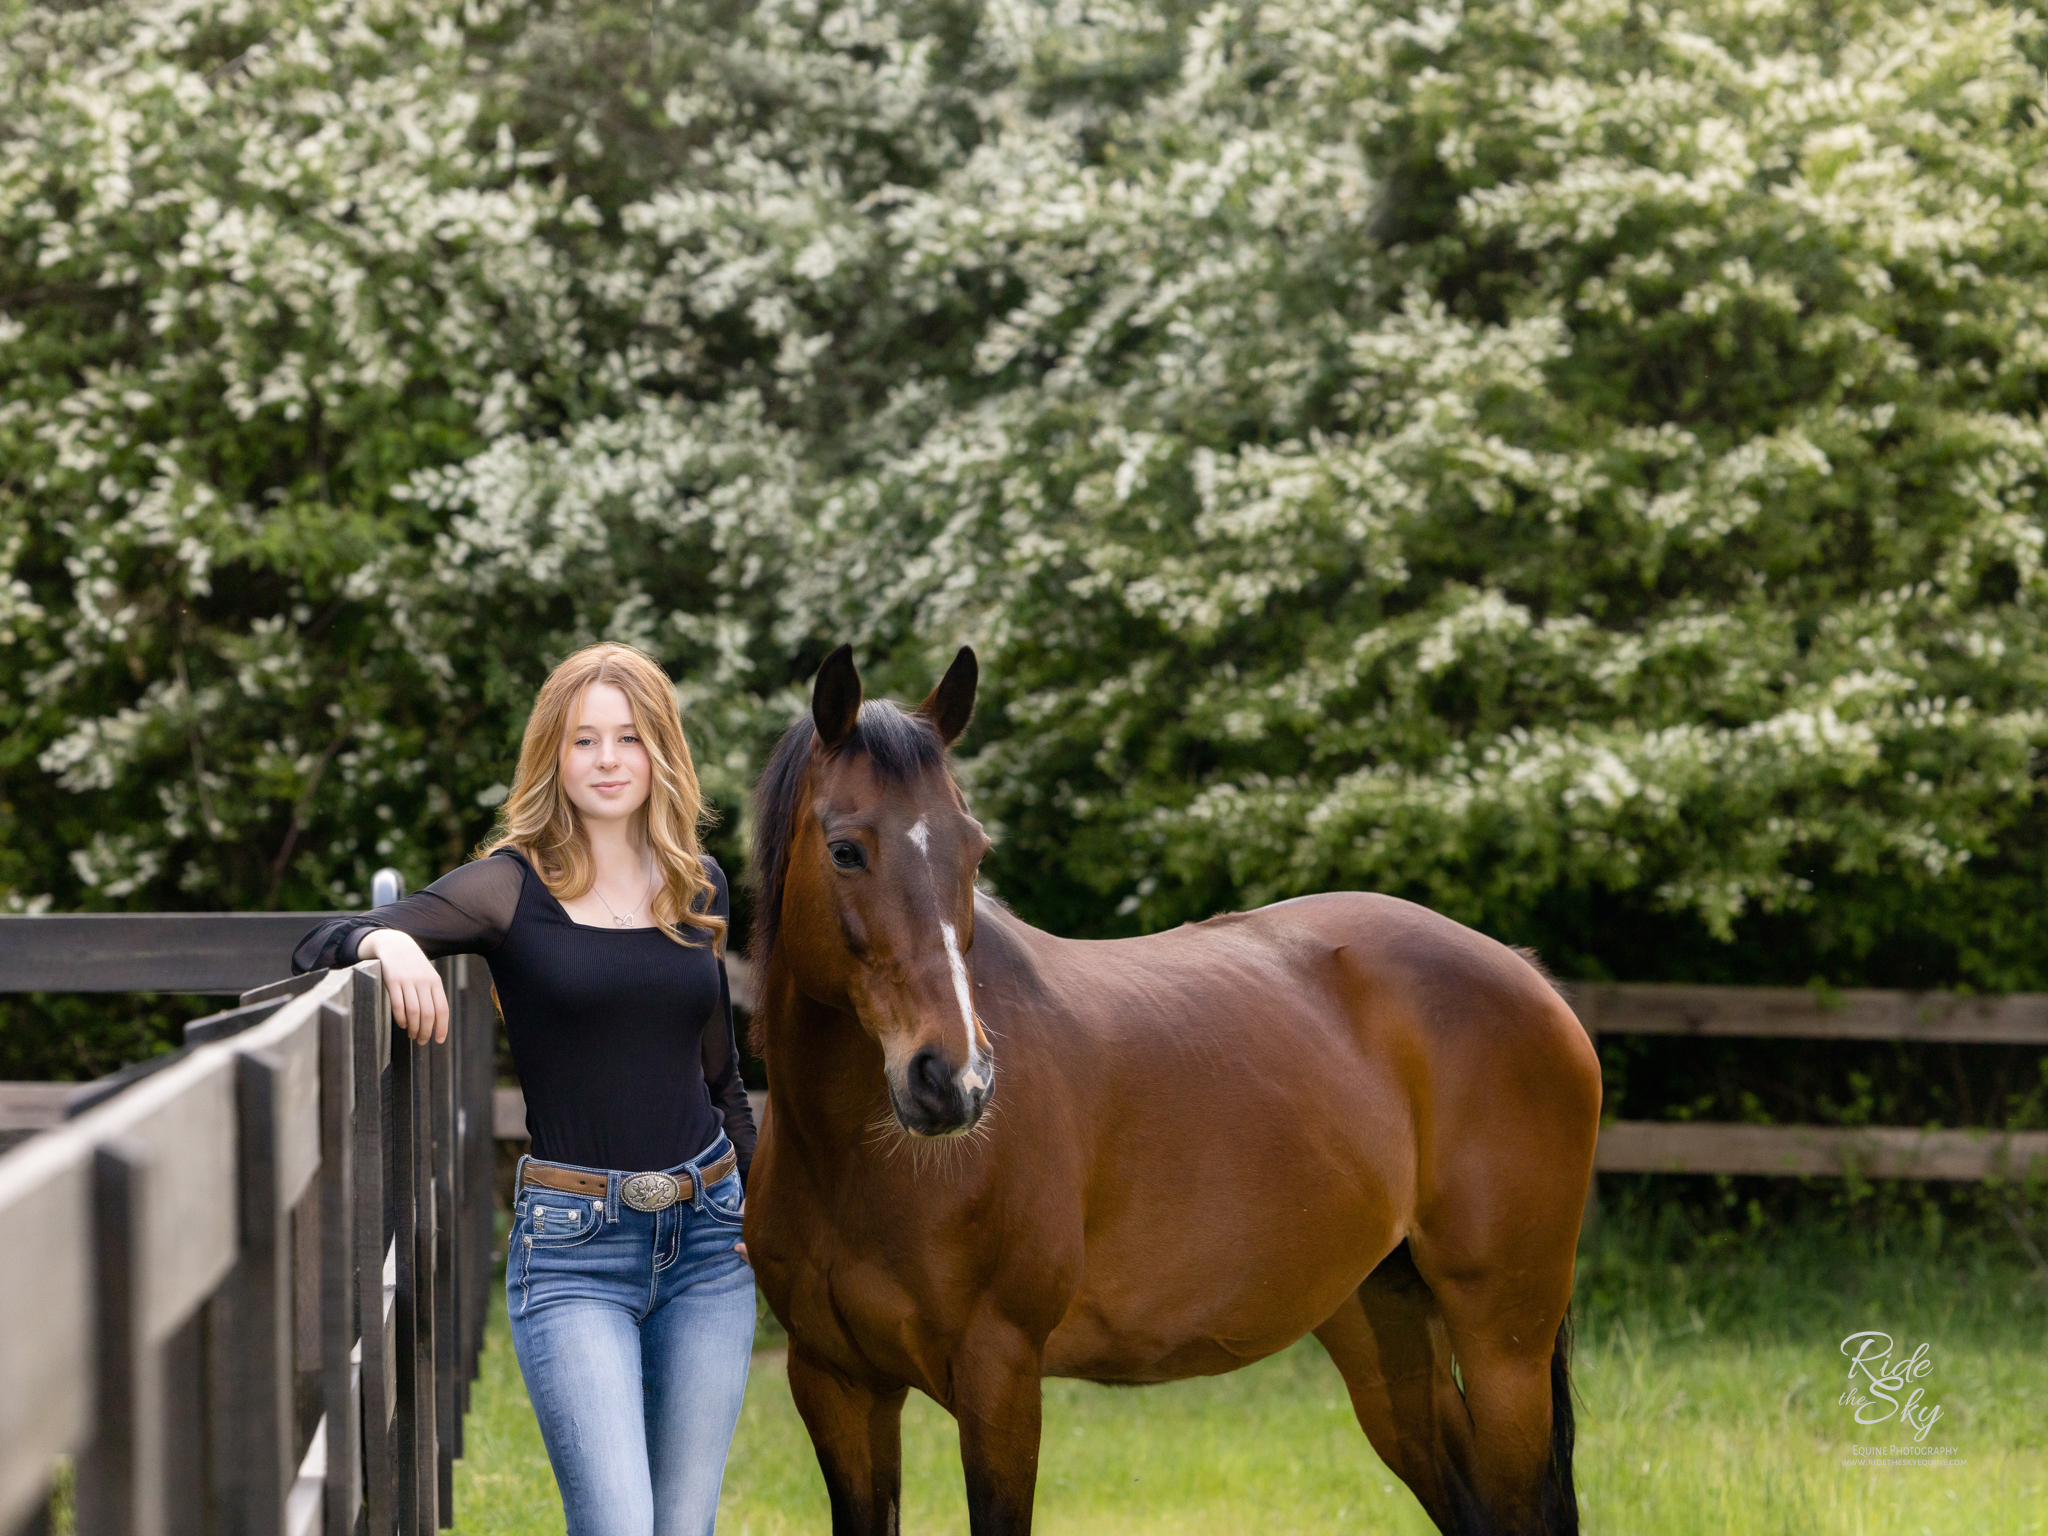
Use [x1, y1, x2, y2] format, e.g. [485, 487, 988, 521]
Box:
[829, 841, 866, 870]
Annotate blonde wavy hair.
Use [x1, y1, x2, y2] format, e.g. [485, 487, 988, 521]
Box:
[481, 643, 724, 951]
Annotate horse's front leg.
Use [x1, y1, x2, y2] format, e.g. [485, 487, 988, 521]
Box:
[953, 1324, 1046, 1535]
[788, 1344, 908, 1536]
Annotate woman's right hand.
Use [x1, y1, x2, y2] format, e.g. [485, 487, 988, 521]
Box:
[358, 930, 450, 1044]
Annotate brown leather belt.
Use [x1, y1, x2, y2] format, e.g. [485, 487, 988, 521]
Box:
[518, 1148, 738, 1213]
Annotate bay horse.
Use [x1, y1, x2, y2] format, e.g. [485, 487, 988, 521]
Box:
[742, 645, 1602, 1535]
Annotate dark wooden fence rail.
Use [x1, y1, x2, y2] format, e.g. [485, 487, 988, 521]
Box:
[488, 975, 2048, 1186]
[0, 913, 345, 995]
[0, 950, 495, 1536]
[1582, 983, 2048, 1182]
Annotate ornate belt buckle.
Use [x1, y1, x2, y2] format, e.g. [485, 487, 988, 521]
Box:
[621, 1171, 681, 1212]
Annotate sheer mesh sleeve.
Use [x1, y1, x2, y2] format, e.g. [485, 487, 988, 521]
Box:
[293, 852, 524, 974]
[696, 856, 758, 1183]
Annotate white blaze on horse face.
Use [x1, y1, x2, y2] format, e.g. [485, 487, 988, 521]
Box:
[939, 919, 989, 1093]
[908, 817, 930, 856]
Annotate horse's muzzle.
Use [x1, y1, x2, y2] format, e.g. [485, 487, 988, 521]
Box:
[894, 1045, 990, 1136]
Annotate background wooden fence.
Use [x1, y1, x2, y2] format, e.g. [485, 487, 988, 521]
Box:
[0, 950, 495, 1536]
[7, 926, 2048, 1185]
[489, 972, 2048, 1188]
[1579, 983, 2048, 1182]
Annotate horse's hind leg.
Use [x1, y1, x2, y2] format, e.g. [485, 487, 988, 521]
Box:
[1417, 1237, 1581, 1536]
[1314, 1241, 1485, 1534]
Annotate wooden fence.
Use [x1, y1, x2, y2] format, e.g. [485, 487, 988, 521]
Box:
[1582, 983, 2048, 1182]
[5, 924, 2046, 1185]
[0, 914, 345, 996]
[490, 975, 2048, 1186]
[0, 954, 496, 1536]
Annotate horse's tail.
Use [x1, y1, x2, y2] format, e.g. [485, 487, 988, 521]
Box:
[1539, 1305, 1581, 1535]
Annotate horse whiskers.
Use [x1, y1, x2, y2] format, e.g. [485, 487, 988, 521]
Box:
[860, 1094, 1001, 1179]
[861, 1107, 908, 1158]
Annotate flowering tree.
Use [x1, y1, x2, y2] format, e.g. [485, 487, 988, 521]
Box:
[1, 0, 615, 915]
[7, 0, 2048, 1029]
[879, 0, 2048, 990]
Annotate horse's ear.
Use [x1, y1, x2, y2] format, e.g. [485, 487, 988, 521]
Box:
[812, 644, 863, 750]
[918, 646, 977, 746]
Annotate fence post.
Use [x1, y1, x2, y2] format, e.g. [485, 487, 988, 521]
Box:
[318, 997, 361, 1536]
[390, 1023, 437, 1536]
[458, 960, 494, 1432]
[75, 1140, 162, 1536]
[431, 965, 459, 1525]
[446, 961, 470, 1451]
[353, 968, 397, 1536]
[412, 1027, 440, 1536]
[209, 1051, 295, 1535]
[391, 1027, 414, 1536]
[160, 1306, 209, 1536]
[370, 868, 441, 1535]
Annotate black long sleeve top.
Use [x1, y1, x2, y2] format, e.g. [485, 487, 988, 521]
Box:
[293, 847, 755, 1180]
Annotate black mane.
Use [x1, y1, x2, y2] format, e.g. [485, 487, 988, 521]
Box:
[749, 699, 949, 975]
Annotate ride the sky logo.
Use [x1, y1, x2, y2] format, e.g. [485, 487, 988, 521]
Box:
[1837, 1331, 1945, 1442]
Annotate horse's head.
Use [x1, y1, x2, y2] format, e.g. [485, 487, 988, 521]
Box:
[758, 644, 993, 1137]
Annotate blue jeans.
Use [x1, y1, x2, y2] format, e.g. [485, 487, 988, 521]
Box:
[508, 1135, 755, 1536]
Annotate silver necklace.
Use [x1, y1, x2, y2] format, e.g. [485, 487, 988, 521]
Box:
[591, 864, 655, 928]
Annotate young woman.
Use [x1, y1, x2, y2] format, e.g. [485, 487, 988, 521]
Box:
[295, 642, 756, 1536]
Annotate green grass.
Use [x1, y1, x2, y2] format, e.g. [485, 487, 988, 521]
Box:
[455, 1209, 2048, 1534]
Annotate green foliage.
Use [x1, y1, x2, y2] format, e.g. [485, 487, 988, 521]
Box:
[1596, 1034, 2048, 1143]
[8, 0, 2048, 1064]
[0, 0, 606, 916]
[0, 991, 213, 1080]
[909, 0, 2048, 993]
[1581, 1174, 2048, 1344]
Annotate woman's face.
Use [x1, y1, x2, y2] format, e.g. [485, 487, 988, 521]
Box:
[561, 682, 653, 828]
